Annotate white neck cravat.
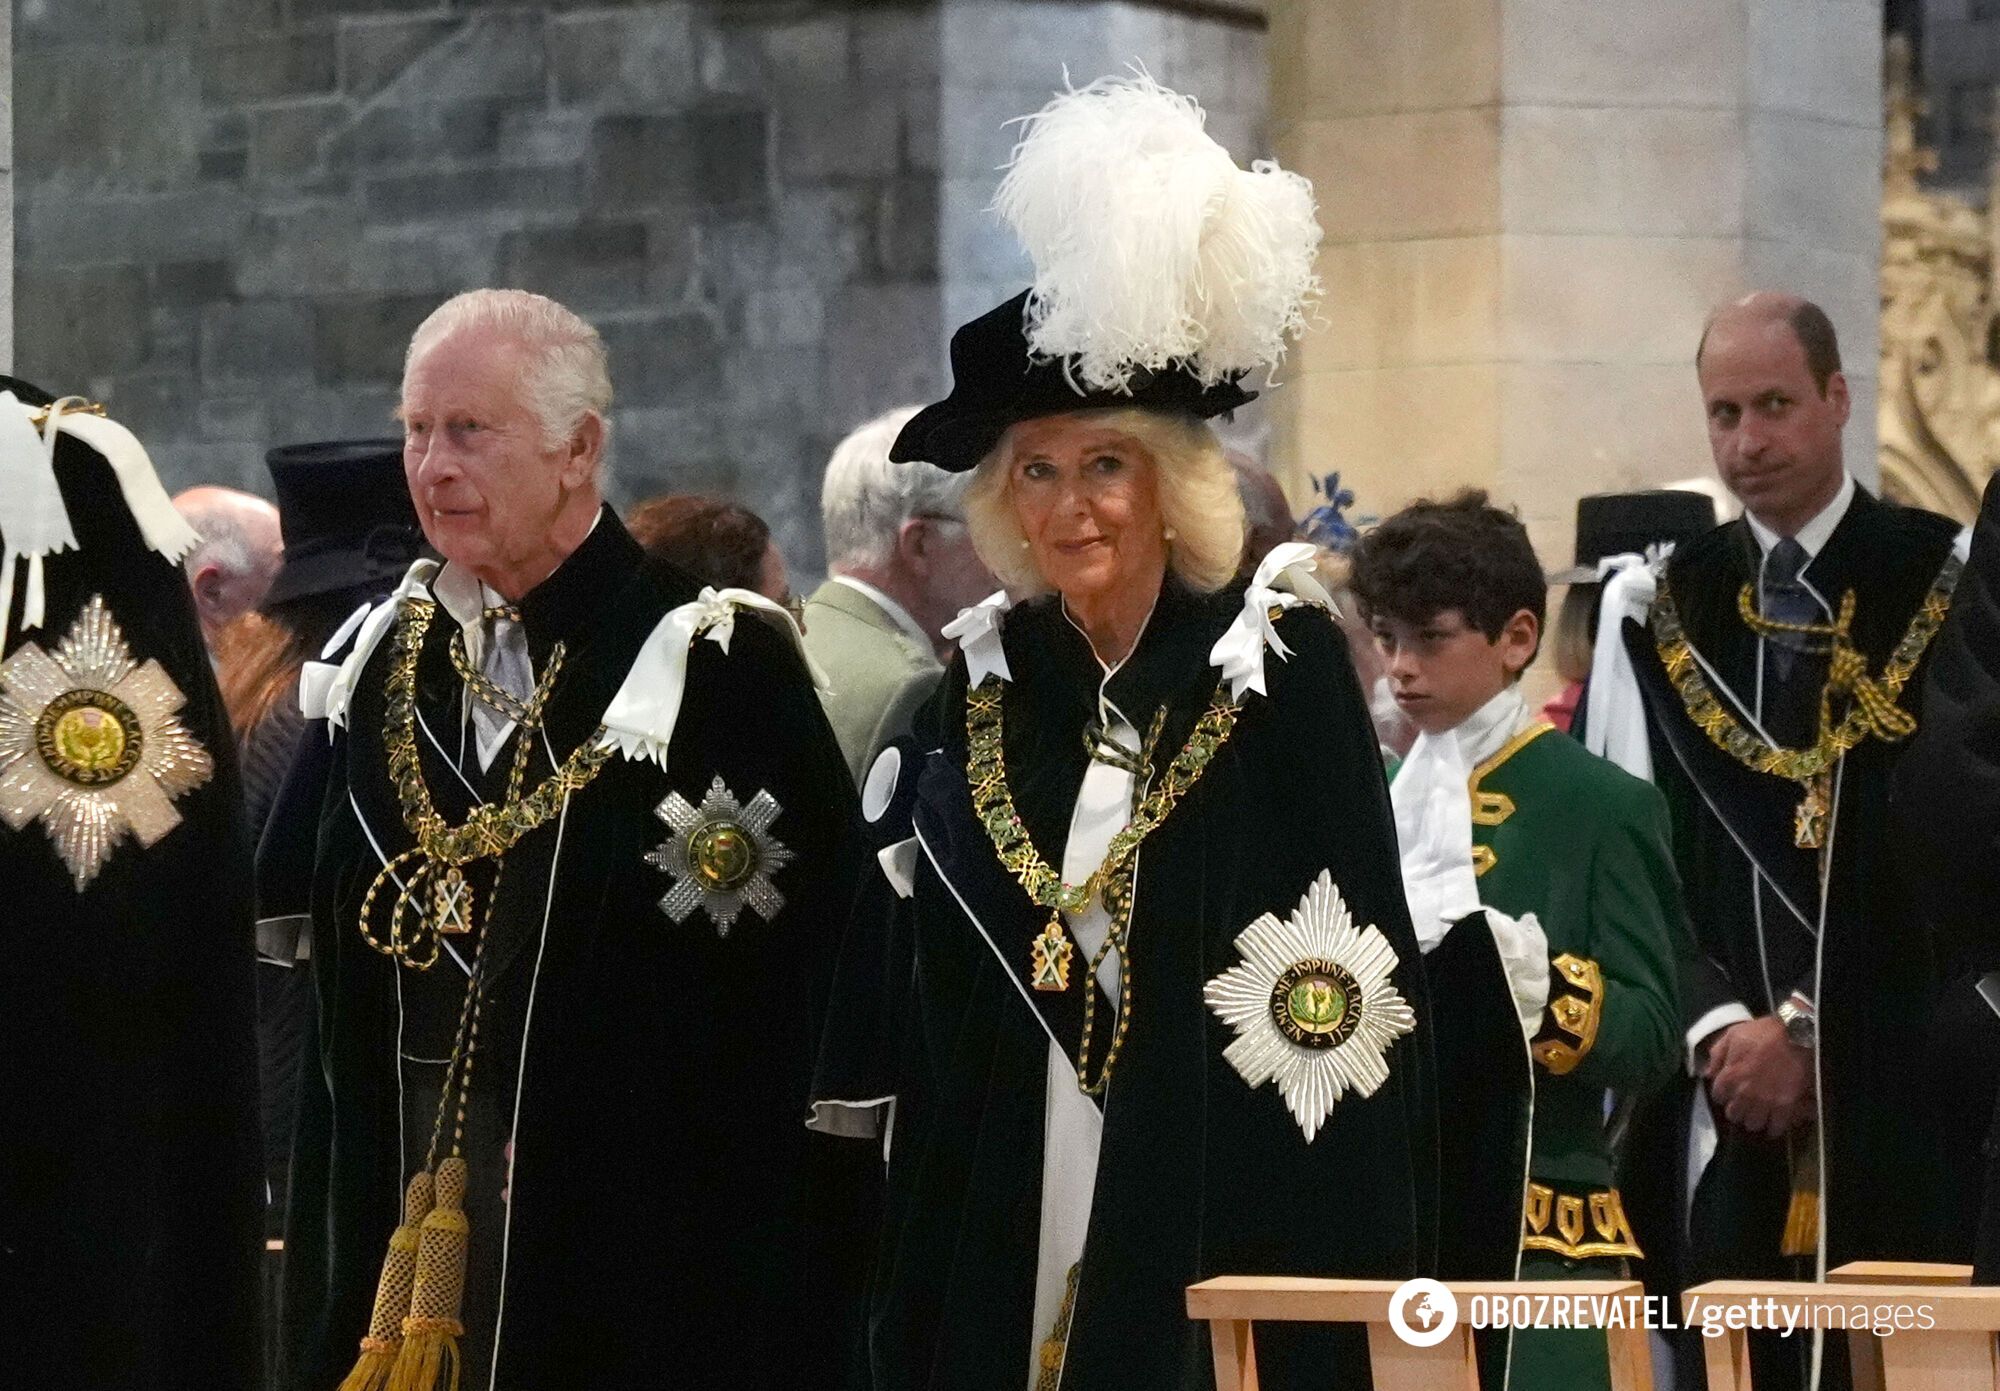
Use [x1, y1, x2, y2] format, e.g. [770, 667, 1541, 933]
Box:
[1390, 687, 1526, 951]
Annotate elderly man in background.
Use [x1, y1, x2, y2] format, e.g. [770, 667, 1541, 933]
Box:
[802, 405, 994, 782]
[172, 484, 283, 640]
[282, 288, 867, 1390]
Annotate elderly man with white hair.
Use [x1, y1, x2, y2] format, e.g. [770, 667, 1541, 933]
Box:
[171, 484, 283, 641]
[802, 406, 995, 782]
[281, 288, 869, 1391]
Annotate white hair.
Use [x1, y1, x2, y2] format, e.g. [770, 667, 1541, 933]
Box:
[404, 288, 613, 451]
[820, 405, 972, 571]
[965, 409, 1245, 596]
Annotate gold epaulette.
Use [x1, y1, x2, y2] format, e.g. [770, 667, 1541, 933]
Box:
[1532, 953, 1604, 1076]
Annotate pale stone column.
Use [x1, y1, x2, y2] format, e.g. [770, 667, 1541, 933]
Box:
[1267, 0, 1883, 565]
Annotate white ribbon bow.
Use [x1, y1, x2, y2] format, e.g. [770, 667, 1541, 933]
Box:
[321, 563, 440, 730]
[1208, 541, 1336, 701]
[942, 589, 1013, 687]
[1581, 547, 1671, 782]
[600, 586, 825, 769]
[0, 395, 197, 656]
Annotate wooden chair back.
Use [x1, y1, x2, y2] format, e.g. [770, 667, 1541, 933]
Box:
[1682, 1278, 2000, 1391]
[1186, 1276, 1654, 1391]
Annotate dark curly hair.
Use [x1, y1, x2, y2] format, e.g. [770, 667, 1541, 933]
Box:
[1348, 489, 1546, 662]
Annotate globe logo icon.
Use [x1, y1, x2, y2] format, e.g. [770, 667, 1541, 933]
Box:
[1388, 1277, 1459, 1347]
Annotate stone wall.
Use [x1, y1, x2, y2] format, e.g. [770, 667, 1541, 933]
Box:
[13, 0, 1263, 573]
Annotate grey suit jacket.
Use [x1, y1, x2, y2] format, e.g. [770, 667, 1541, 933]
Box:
[801, 578, 942, 784]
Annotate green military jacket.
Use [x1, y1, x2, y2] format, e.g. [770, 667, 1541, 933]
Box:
[1468, 724, 1684, 1248]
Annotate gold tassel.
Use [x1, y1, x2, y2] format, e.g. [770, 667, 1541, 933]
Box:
[337, 1171, 436, 1391]
[387, 1158, 470, 1391]
[1781, 1137, 1821, 1259]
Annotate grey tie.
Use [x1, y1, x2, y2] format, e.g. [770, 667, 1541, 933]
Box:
[472, 608, 533, 772]
[1760, 537, 1821, 687]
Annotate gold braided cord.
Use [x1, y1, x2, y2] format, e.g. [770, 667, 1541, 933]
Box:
[1649, 555, 1960, 785]
[966, 677, 1240, 1094]
[356, 597, 614, 970]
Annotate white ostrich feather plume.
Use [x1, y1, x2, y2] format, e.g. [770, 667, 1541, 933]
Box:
[993, 71, 1323, 395]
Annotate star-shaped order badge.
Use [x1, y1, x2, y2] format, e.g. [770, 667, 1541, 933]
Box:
[0, 595, 214, 890]
[1204, 870, 1416, 1142]
[645, 774, 793, 936]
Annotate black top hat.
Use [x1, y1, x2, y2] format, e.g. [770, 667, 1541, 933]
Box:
[1549, 489, 1717, 584]
[890, 291, 1256, 472]
[262, 439, 427, 609]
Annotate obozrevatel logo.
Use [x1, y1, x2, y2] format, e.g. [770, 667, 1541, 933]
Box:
[1389, 1278, 1459, 1347]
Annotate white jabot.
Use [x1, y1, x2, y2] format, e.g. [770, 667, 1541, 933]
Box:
[1389, 685, 1551, 1037]
[1582, 550, 1666, 781]
[1390, 687, 1525, 951]
[943, 590, 1013, 686]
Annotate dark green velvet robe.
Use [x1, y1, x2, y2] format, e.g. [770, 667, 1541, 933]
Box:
[282, 512, 873, 1390]
[0, 376, 263, 1389]
[816, 578, 1529, 1391]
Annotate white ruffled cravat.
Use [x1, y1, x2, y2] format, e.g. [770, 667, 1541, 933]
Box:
[1389, 686, 1550, 1038]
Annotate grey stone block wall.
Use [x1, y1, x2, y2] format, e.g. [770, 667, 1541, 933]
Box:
[13, 0, 1263, 573]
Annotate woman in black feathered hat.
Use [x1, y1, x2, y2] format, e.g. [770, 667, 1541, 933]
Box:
[810, 75, 1533, 1391]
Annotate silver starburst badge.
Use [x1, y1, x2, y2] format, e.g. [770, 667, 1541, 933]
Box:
[1203, 870, 1416, 1142]
[645, 775, 793, 935]
[0, 596, 214, 889]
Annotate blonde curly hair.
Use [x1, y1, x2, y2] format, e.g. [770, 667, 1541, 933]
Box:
[964, 409, 1246, 596]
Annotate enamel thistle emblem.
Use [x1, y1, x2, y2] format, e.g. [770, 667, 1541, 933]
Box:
[1203, 870, 1415, 1142]
[0, 596, 214, 890]
[645, 775, 793, 936]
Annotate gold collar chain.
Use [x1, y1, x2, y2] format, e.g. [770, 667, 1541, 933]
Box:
[357, 597, 615, 969]
[1651, 555, 1959, 847]
[965, 676, 1241, 1094]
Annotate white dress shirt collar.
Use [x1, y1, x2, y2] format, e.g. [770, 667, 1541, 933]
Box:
[829, 574, 931, 653]
[1744, 471, 1855, 563]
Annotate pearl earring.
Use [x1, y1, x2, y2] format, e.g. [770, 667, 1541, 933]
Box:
[1018, 538, 1031, 549]
[1163, 526, 1178, 541]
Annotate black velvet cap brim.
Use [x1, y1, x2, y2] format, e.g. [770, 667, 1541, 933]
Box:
[891, 290, 1257, 472]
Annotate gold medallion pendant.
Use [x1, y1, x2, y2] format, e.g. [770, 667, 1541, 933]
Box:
[0, 595, 213, 889]
[1030, 917, 1074, 992]
[647, 775, 793, 935]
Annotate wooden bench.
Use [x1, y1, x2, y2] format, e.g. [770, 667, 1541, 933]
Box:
[1682, 1278, 1999, 1391]
[1186, 1276, 1654, 1391]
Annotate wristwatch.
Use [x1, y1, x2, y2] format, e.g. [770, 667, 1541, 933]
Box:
[1775, 992, 1817, 1050]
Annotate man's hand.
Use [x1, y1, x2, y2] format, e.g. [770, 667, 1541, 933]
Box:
[1704, 1015, 1815, 1136]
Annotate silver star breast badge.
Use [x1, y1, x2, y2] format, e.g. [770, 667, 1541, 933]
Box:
[0, 596, 215, 889]
[1203, 870, 1416, 1142]
[645, 775, 793, 936]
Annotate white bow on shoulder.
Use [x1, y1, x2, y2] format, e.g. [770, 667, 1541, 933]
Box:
[943, 589, 1014, 687]
[1208, 541, 1336, 701]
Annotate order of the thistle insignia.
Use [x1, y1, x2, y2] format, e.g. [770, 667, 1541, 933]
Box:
[0, 595, 215, 890]
[645, 775, 793, 936]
